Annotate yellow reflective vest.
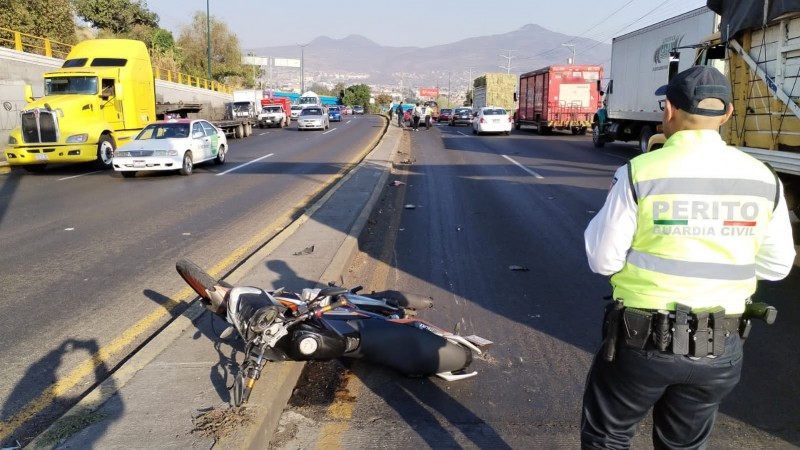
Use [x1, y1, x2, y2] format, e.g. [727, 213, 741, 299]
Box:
[611, 130, 779, 314]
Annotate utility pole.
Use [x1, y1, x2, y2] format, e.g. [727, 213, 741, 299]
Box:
[298, 43, 309, 93]
[562, 43, 576, 64]
[499, 49, 516, 75]
[448, 71, 451, 106]
[465, 66, 476, 105]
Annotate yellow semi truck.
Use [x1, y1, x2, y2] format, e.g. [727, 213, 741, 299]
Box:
[4, 39, 158, 172]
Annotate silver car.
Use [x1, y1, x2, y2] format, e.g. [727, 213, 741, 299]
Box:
[297, 106, 329, 131]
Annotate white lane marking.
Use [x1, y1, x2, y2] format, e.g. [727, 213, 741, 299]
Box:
[457, 130, 470, 136]
[323, 128, 337, 135]
[59, 170, 104, 181]
[217, 153, 274, 176]
[502, 155, 544, 179]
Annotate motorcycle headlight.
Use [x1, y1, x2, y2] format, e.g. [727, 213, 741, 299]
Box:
[66, 134, 89, 144]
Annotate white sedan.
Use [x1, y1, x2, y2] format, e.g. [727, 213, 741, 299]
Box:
[297, 106, 329, 131]
[472, 107, 513, 135]
[112, 119, 227, 177]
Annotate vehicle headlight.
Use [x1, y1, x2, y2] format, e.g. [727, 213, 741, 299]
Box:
[115, 150, 131, 157]
[66, 134, 89, 144]
[8, 136, 17, 145]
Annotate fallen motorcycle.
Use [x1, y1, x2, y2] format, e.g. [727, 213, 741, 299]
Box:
[176, 259, 491, 406]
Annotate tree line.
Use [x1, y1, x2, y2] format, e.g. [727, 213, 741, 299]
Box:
[0, 1, 388, 108]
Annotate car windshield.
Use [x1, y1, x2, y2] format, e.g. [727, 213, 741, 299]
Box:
[301, 108, 323, 116]
[291, 105, 302, 110]
[262, 106, 281, 113]
[329, 107, 340, 112]
[137, 123, 191, 140]
[441, 109, 453, 113]
[483, 108, 507, 115]
[44, 76, 98, 95]
[455, 108, 471, 114]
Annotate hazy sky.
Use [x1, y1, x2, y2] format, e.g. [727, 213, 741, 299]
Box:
[149, 0, 709, 54]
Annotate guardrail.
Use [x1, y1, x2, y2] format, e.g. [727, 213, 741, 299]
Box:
[0, 27, 232, 94]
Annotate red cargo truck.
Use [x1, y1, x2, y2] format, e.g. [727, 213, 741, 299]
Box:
[515, 64, 603, 135]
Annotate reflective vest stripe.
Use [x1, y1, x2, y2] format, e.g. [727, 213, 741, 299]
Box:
[634, 178, 777, 202]
[627, 249, 755, 280]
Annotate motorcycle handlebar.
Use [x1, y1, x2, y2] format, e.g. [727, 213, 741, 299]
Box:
[289, 296, 351, 325]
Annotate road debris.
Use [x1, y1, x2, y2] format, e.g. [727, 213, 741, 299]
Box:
[191, 406, 254, 441]
[293, 245, 315, 256]
[390, 180, 406, 186]
[509, 265, 530, 271]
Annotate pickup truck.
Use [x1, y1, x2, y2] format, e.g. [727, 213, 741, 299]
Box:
[258, 104, 288, 128]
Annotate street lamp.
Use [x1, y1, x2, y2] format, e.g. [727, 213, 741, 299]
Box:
[206, 0, 212, 81]
[298, 43, 309, 93]
[562, 43, 576, 64]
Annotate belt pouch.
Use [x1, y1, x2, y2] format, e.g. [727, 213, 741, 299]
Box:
[622, 308, 652, 349]
[709, 306, 727, 356]
[690, 308, 710, 357]
[653, 310, 671, 351]
[672, 303, 691, 355]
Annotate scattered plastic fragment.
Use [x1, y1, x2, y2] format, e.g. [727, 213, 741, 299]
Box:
[509, 265, 530, 271]
[391, 180, 406, 186]
[404, 204, 416, 209]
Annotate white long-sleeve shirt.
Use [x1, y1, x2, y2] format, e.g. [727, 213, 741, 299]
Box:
[585, 164, 796, 280]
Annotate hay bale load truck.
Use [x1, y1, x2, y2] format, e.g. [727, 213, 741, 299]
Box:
[647, 0, 800, 216]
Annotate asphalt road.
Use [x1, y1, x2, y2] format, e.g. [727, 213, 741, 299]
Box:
[270, 123, 800, 449]
[0, 114, 382, 444]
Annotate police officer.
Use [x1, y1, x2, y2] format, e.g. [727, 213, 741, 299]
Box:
[581, 66, 796, 449]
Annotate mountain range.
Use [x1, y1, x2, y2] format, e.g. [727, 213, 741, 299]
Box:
[248, 24, 612, 91]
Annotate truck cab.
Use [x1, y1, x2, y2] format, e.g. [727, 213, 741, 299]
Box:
[4, 39, 156, 171]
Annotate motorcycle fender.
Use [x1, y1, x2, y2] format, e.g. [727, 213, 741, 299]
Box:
[349, 318, 471, 376]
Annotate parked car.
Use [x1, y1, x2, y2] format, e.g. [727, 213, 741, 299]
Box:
[112, 119, 226, 177]
[328, 105, 343, 122]
[438, 108, 453, 123]
[353, 105, 365, 115]
[472, 106, 512, 135]
[345, 106, 353, 115]
[297, 106, 329, 130]
[290, 104, 303, 119]
[449, 107, 473, 126]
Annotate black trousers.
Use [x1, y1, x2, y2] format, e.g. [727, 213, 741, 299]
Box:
[412, 116, 420, 130]
[581, 334, 743, 449]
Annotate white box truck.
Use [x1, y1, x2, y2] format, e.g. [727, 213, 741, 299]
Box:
[592, 7, 719, 152]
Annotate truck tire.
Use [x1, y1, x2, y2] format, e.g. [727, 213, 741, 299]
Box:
[94, 135, 116, 170]
[234, 124, 244, 139]
[639, 126, 654, 153]
[592, 123, 606, 148]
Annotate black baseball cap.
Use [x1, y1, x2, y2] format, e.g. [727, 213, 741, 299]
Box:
[654, 66, 731, 116]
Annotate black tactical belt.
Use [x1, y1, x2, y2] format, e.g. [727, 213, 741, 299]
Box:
[617, 304, 742, 357]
